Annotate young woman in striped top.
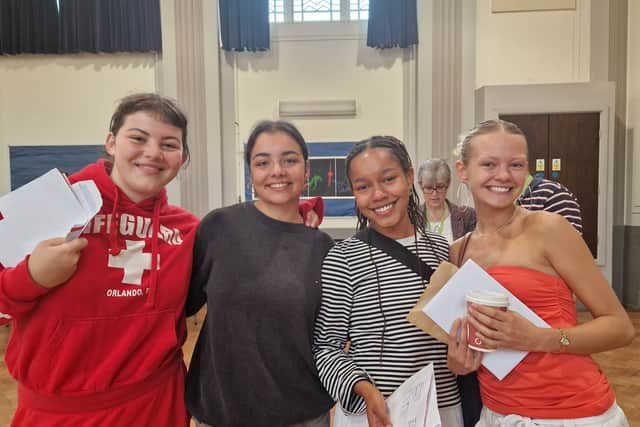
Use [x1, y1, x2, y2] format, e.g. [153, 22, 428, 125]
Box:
[313, 136, 463, 427]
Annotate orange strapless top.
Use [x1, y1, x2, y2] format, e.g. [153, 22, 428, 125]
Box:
[479, 266, 615, 419]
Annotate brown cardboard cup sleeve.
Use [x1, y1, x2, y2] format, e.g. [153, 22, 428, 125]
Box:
[406, 261, 459, 344]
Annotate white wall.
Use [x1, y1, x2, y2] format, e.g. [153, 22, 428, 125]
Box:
[0, 53, 156, 196]
[475, 0, 590, 88]
[627, 0, 640, 225]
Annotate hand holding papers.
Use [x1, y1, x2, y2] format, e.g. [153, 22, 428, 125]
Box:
[0, 169, 102, 267]
[333, 364, 441, 427]
[421, 260, 550, 380]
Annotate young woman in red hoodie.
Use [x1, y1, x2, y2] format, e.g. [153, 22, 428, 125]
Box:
[0, 94, 323, 426]
[0, 93, 198, 426]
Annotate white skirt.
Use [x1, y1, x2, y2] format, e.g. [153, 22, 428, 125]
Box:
[475, 402, 628, 427]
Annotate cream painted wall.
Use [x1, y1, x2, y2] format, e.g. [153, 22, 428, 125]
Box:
[475, 0, 590, 88]
[0, 53, 156, 196]
[235, 37, 405, 147]
[627, 0, 640, 225]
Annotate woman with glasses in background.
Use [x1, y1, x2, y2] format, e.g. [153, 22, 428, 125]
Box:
[417, 159, 476, 243]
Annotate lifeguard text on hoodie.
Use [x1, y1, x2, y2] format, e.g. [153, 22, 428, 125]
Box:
[0, 159, 199, 427]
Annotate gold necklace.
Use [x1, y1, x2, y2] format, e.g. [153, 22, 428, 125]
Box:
[474, 206, 520, 237]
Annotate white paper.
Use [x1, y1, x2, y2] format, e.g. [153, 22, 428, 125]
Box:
[0, 169, 102, 267]
[333, 364, 441, 427]
[423, 259, 550, 380]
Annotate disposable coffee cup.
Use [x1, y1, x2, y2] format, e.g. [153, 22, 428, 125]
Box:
[466, 290, 509, 352]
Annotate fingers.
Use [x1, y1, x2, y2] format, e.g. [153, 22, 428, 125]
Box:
[468, 305, 509, 335]
[448, 317, 483, 374]
[304, 211, 320, 228]
[41, 237, 67, 246]
[467, 315, 501, 350]
[362, 386, 392, 427]
[469, 303, 507, 323]
[66, 237, 89, 253]
[38, 237, 87, 253]
[470, 347, 483, 370]
[458, 318, 469, 349]
[448, 318, 463, 347]
[374, 406, 392, 427]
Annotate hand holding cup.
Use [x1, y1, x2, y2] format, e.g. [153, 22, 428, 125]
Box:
[466, 290, 509, 352]
[467, 291, 543, 352]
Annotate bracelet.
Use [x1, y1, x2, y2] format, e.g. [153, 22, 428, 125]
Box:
[558, 329, 570, 353]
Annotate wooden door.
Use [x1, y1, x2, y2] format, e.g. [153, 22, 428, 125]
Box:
[549, 113, 599, 258]
[500, 114, 549, 176]
[499, 113, 599, 257]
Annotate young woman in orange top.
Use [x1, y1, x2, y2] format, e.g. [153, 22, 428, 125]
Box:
[447, 119, 634, 426]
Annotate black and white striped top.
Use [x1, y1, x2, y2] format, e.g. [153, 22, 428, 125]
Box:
[312, 231, 461, 414]
[517, 178, 583, 234]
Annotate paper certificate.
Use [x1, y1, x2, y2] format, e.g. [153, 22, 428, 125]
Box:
[333, 363, 441, 427]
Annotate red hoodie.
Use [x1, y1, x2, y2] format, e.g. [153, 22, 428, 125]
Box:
[0, 160, 199, 427]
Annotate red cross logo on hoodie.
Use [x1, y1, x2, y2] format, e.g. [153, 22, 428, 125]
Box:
[108, 240, 159, 285]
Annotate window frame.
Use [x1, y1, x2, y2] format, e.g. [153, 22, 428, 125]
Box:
[268, 0, 368, 42]
[269, 0, 368, 24]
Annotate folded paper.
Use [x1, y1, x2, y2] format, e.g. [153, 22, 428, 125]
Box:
[0, 169, 102, 267]
[421, 259, 550, 380]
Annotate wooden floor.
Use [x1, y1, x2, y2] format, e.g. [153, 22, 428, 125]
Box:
[0, 311, 638, 426]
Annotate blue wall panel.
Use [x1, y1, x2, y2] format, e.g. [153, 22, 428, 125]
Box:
[10, 145, 103, 190]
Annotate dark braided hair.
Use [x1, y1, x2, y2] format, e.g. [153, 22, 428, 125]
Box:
[345, 135, 426, 236]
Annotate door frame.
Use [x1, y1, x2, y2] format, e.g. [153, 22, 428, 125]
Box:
[475, 82, 616, 281]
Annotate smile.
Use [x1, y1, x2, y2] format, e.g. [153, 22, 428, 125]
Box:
[267, 182, 290, 189]
[487, 186, 511, 193]
[373, 202, 395, 214]
[135, 163, 164, 173]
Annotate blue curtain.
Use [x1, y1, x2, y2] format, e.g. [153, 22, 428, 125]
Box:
[0, 0, 161, 54]
[59, 0, 162, 53]
[219, 0, 270, 52]
[0, 0, 60, 54]
[367, 0, 418, 49]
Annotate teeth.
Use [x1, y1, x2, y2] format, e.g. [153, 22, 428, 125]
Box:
[489, 186, 510, 193]
[137, 164, 161, 172]
[374, 203, 393, 213]
[269, 183, 288, 188]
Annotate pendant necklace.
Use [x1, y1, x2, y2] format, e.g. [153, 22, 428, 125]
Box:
[474, 206, 520, 238]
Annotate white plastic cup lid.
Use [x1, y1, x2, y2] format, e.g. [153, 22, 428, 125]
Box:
[465, 290, 509, 307]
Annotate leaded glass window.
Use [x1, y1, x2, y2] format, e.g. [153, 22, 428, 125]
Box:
[269, 0, 285, 23]
[269, 0, 368, 23]
[293, 0, 341, 22]
[349, 0, 369, 21]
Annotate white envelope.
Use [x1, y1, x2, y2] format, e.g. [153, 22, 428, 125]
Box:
[0, 168, 102, 267]
[333, 364, 441, 427]
[423, 259, 550, 380]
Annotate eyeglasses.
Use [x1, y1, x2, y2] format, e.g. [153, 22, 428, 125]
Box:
[421, 184, 448, 194]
